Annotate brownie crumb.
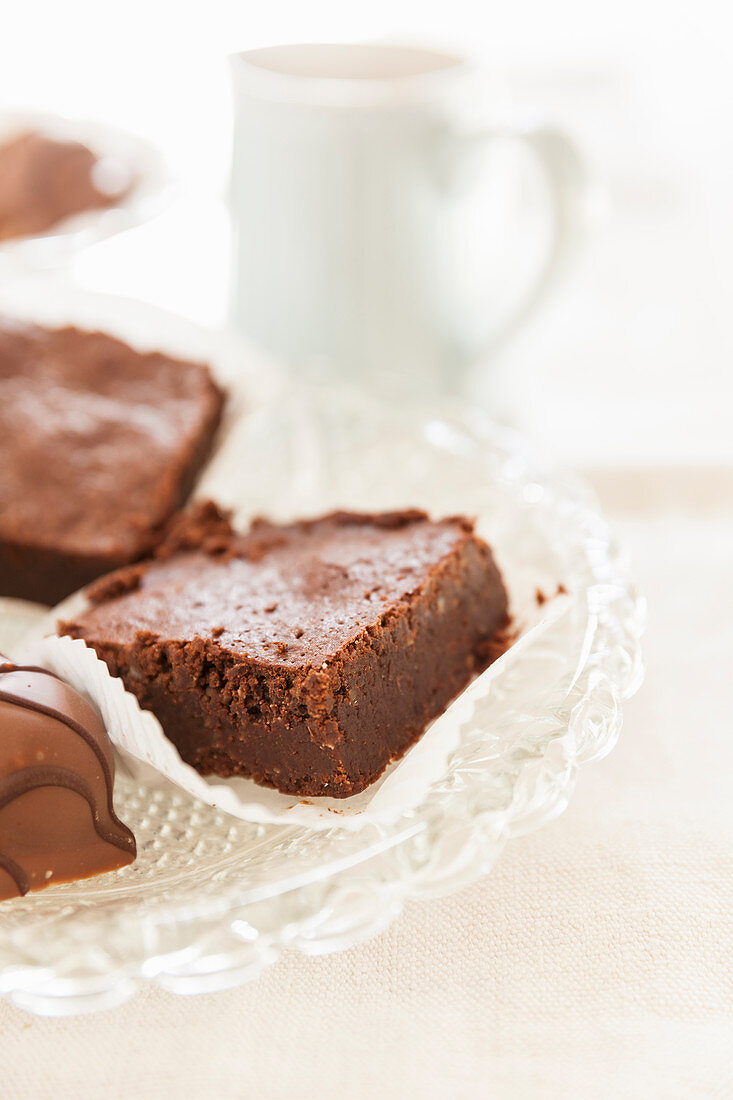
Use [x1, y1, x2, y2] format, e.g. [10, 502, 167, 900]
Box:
[536, 582, 569, 606]
[86, 564, 145, 604]
[156, 501, 235, 560]
[442, 514, 477, 535]
[241, 533, 288, 563]
[479, 623, 517, 664]
[326, 509, 429, 530]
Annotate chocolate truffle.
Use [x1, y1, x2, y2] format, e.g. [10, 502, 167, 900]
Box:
[62, 505, 510, 798]
[0, 129, 131, 242]
[0, 657, 136, 901]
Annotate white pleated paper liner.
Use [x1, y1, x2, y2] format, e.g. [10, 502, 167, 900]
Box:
[17, 588, 570, 833]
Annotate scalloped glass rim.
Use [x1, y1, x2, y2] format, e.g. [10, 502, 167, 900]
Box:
[0, 380, 645, 1017]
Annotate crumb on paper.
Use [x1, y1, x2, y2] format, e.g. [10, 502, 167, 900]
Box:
[536, 582, 568, 606]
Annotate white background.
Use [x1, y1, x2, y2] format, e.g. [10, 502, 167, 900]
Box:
[1, 0, 731, 468]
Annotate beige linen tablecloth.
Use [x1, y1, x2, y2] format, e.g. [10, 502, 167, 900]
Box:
[2, 468, 731, 1099]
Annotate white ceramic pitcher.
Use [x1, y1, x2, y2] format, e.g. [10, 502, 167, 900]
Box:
[230, 43, 590, 390]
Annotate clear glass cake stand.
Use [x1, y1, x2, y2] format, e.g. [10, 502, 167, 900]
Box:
[0, 293, 644, 1016]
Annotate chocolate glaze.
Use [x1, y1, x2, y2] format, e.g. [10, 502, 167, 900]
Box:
[0, 658, 136, 901]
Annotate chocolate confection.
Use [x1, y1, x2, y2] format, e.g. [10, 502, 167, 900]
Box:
[61, 504, 510, 798]
[0, 657, 136, 902]
[0, 129, 131, 242]
[0, 321, 226, 604]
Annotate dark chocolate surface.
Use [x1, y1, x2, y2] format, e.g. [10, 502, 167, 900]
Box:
[0, 659, 136, 901]
[63, 506, 510, 798]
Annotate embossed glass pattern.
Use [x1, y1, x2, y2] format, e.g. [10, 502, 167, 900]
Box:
[0, 386, 644, 1016]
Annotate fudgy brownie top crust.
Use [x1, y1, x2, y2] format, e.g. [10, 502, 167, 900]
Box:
[0, 322, 225, 559]
[64, 505, 510, 798]
[74, 507, 490, 669]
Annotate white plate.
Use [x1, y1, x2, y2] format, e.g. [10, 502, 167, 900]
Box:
[0, 292, 644, 1016]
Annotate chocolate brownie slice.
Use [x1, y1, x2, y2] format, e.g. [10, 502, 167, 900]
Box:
[61, 505, 510, 798]
[0, 322, 225, 604]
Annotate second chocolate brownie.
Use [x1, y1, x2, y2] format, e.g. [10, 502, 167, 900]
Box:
[0, 321, 225, 604]
[61, 505, 510, 798]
